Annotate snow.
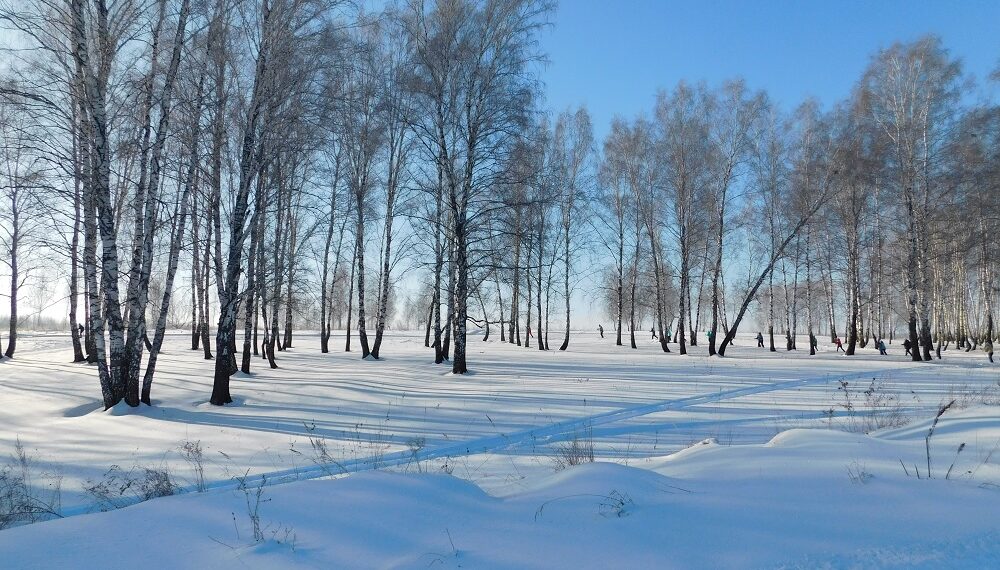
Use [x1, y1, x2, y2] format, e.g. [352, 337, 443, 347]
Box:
[0, 332, 998, 568]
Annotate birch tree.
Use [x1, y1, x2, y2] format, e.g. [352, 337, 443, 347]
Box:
[553, 107, 591, 351]
[862, 36, 963, 362]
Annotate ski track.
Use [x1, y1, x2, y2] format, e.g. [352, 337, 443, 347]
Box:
[57, 366, 912, 518]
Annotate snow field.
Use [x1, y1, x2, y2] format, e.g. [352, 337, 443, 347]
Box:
[0, 331, 998, 567]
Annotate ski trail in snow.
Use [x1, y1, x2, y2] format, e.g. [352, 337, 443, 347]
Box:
[59, 366, 910, 517]
[448, 367, 918, 452]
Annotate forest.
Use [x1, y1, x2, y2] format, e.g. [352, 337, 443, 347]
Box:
[0, 0, 996, 412]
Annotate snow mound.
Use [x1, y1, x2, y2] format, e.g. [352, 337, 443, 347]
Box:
[515, 461, 683, 501]
[879, 406, 1000, 443]
[3, 411, 1000, 569]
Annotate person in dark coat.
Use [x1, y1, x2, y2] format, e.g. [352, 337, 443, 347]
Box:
[650, 327, 657, 340]
[877, 339, 888, 355]
[903, 338, 912, 356]
[598, 324, 604, 338]
[756, 332, 764, 348]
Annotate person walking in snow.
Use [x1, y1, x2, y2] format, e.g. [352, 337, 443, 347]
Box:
[903, 338, 912, 356]
[985, 339, 994, 363]
[809, 333, 818, 353]
[598, 324, 604, 338]
[650, 327, 657, 340]
[834, 336, 845, 353]
[877, 339, 888, 355]
[756, 332, 764, 348]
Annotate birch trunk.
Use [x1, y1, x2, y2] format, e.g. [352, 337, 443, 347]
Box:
[5, 186, 20, 358]
[211, 0, 271, 405]
[69, 100, 86, 362]
[345, 240, 356, 352]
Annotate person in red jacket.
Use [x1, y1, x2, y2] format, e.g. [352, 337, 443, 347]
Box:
[834, 336, 845, 353]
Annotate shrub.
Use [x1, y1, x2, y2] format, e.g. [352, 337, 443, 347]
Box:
[85, 464, 177, 511]
[552, 425, 595, 471]
[0, 439, 62, 529]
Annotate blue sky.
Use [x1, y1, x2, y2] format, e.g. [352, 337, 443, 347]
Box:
[540, 0, 1000, 138]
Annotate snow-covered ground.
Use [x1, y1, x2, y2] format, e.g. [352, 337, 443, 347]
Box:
[0, 331, 998, 568]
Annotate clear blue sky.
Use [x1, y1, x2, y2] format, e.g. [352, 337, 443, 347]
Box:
[540, 0, 1000, 138]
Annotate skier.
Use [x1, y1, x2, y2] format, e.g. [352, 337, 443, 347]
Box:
[985, 338, 994, 363]
[756, 332, 764, 347]
[903, 338, 912, 356]
[650, 327, 657, 340]
[877, 339, 888, 355]
[834, 336, 845, 353]
[598, 324, 604, 338]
